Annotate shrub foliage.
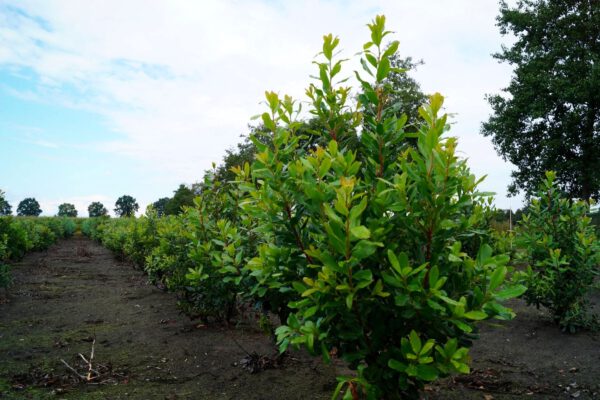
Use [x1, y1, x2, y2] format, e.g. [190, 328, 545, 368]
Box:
[517, 171, 599, 332]
[81, 15, 530, 399]
[0, 216, 77, 288]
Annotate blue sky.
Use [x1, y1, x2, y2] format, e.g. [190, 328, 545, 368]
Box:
[0, 0, 523, 216]
[1, 69, 145, 213]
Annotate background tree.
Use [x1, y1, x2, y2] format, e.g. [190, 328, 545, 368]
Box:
[482, 0, 600, 200]
[114, 195, 139, 218]
[383, 53, 428, 130]
[218, 53, 426, 178]
[0, 190, 11, 216]
[57, 203, 78, 217]
[151, 197, 170, 217]
[164, 185, 195, 216]
[214, 134, 262, 183]
[88, 202, 108, 217]
[210, 55, 426, 186]
[17, 198, 42, 217]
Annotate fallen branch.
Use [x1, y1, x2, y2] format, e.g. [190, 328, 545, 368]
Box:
[86, 337, 96, 381]
[59, 335, 130, 386]
[60, 359, 87, 381]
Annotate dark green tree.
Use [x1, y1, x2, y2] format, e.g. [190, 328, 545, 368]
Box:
[17, 198, 42, 217]
[114, 195, 139, 218]
[88, 202, 108, 217]
[0, 190, 11, 216]
[57, 203, 78, 217]
[214, 137, 260, 183]
[151, 197, 170, 217]
[482, 0, 600, 200]
[384, 53, 428, 130]
[165, 185, 194, 215]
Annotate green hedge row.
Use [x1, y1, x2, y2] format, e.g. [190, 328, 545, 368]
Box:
[0, 216, 77, 288]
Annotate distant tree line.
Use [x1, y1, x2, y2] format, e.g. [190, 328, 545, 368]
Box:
[150, 184, 197, 216]
[0, 190, 143, 219]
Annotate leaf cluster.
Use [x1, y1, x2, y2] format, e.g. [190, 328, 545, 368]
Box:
[517, 171, 600, 332]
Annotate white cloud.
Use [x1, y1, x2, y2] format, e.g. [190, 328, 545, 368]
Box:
[1, 0, 522, 208]
[29, 139, 59, 149]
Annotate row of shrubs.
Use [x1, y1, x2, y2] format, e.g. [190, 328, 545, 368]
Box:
[82, 174, 599, 396]
[0, 217, 77, 288]
[80, 17, 598, 400]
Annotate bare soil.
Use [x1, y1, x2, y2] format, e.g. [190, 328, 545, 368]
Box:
[427, 296, 600, 400]
[1, 235, 598, 399]
[0, 235, 336, 399]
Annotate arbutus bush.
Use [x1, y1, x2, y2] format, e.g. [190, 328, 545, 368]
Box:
[0, 216, 76, 289]
[183, 166, 256, 321]
[517, 171, 599, 332]
[241, 15, 526, 399]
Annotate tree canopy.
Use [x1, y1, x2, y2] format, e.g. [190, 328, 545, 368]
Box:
[114, 195, 139, 218]
[17, 198, 42, 217]
[151, 197, 170, 217]
[381, 53, 428, 131]
[57, 203, 78, 217]
[88, 202, 108, 217]
[164, 185, 195, 216]
[482, 0, 600, 200]
[0, 190, 11, 216]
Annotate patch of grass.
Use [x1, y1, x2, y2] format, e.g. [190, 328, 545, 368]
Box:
[0, 377, 54, 400]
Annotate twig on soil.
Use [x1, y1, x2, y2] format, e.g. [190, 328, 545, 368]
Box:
[86, 337, 96, 381]
[78, 354, 101, 376]
[60, 359, 87, 381]
[232, 337, 286, 374]
[78, 353, 89, 364]
[62, 335, 104, 383]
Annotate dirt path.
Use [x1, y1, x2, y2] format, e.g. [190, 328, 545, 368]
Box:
[1, 235, 599, 399]
[0, 235, 336, 399]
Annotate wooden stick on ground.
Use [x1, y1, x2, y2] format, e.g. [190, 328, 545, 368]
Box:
[86, 337, 96, 381]
[60, 359, 87, 381]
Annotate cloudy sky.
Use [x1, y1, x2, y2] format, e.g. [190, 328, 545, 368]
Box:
[0, 0, 523, 216]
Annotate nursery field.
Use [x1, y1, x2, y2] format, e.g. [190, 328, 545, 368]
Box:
[1, 12, 600, 400]
[1, 235, 598, 399]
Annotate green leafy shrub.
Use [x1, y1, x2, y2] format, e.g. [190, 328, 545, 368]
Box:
[61, 218, 78, 237]
[144, 215, 191, 286]
[123, 211, 159, 266]
[91, 169, 257, 322]
[239, 16, 526, 399]
[0, 217, 30, 260]
[0, 216, 77, 288]
[0, 264, 11, 289]
[182, 171, 252, 321]
[517, 171, 599, 332]
[81, 217, 108, 239]
[0, 233, 12, 289]
[80, 15, 528, 399]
